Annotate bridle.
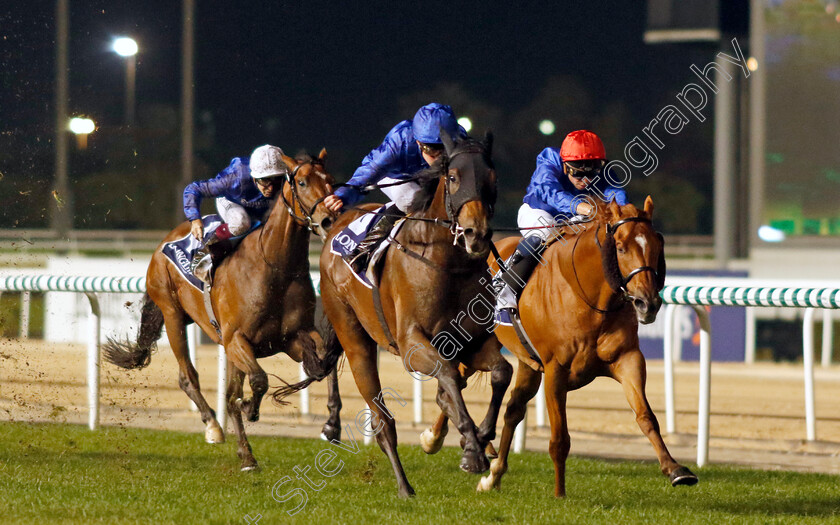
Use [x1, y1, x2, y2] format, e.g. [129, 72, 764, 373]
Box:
[442, 143, 493, 247]
[601, 217, 662, 296]
[572, 215, 664, 313]
[279, 159, 329, 231]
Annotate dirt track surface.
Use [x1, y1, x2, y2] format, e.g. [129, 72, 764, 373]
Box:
[2, 338, 839, 474]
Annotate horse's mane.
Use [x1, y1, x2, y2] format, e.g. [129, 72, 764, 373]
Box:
[405, 137, 489, 214]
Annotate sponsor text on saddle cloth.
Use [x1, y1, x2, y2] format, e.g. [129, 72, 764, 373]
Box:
[162, 215, 259, 290]
[329, 203, 405, 288]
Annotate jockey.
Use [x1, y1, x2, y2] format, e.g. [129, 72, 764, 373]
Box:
[183, 144, 290, 274]
[496, 130, 628, 312]
[323, 102, 466, 272]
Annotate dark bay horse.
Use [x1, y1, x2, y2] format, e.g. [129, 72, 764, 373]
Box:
[475, 197, 698, 497]
[105, 150, 343, 471]
[319, 132, 513, 497]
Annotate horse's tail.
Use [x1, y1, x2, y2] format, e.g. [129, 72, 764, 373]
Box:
[103, 293, 164, 370]
[271, 322, 344, 405]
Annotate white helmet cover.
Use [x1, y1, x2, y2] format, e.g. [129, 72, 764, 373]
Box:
[250, 145, 290, 179]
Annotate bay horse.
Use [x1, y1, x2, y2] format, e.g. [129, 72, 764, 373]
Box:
[104, 149, 343, 471]
[472, 197, 698, 497]
[319, 132, 513, 497]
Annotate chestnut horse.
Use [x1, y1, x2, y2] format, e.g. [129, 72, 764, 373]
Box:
[105, 150, 343, 471]
[472, 197, 698, 497]
[319, 132, 513, 497]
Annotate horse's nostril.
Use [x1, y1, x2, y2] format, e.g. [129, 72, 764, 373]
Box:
[633, 298, 648, 313]
[321, 217, 333, 230]
[463, 228, 475, 237]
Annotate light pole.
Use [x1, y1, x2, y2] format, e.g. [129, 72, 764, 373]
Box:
[112, 37, 138, 126]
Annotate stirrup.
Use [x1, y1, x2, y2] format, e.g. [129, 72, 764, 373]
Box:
[193, 254, 212, 283]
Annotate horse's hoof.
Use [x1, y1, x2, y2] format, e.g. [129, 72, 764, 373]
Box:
[476, 474, 499, 492]
[241, 464, 260, 472]
[420, 425, 447, 454]
[398, 485, 416, 499]
[484, 442, 499, 459]
[669, 466, 699, 486]
[320, 423, 341, 442]
[460, 452, 490, 474]
[205, 421, 225, 444]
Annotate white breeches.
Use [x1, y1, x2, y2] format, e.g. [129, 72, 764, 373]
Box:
[379, 176, 422, 213]
[216, 197, 252, 236]
[517, 204, 558, 242]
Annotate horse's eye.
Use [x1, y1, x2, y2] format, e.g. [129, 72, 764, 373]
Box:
[298, 180, 306, 187]
[616, 243, 625, 254]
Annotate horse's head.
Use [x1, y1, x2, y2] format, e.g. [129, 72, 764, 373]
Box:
[279, 148, 338, 240]
[439, 129, 497, 257]
[599, 196, 666, 324]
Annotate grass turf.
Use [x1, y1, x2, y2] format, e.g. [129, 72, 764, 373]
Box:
[0, 421, 838, 524]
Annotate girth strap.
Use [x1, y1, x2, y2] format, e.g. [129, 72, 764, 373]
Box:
[202, 283, 222, 340]
[371, 284, 399, 352]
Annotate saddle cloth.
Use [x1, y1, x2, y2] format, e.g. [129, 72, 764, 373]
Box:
[329, 203, 404, 288]
[162, 215, 259, 291]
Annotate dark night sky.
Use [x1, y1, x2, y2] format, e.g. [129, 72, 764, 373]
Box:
[1, 1, 715, 159]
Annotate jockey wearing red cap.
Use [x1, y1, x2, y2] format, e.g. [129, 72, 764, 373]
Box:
[496, 130, 627, 313]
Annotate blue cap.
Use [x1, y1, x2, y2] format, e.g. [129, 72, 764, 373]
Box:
[412, 103, 459, 144]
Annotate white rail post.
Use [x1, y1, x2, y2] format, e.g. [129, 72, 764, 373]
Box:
[364, 348, 381, 445]
[84, 293, 101, 430]
[803, 308, 817, 441]
[663, 304, 677, 434]
[299, 363, 310, 415]
[216, 345, 227, 432]
[691, 305, 711, 467]
[19, 291, 31, 340]
[413, 375, 423, 424]
[187, 324, 199, 412]
[821, 309, 833, 368]
[744, 307, 756, 364]
[513, 407, 527, 453]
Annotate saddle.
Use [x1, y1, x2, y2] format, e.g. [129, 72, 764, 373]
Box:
[330, 204, 406, 288]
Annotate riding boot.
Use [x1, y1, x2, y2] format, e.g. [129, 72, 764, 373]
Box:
[346, 204, 405, 274]
[191, 223, 233, 282]
[494, 235, 546, 311]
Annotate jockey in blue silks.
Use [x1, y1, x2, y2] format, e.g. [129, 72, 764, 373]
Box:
[182, 144, 290, 274]
[323, 102, 467, 272]
[496, 130, 628, 313]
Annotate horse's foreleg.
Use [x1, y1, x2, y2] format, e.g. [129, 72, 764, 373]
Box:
[225, 364, 258, 471]
[163, 314, 223, 443]
[463, 337, 513, 455]
[544, 361, 570, 498]
[610, 349, 698, 487]
[320, 367, 342, 441]
[227, 331, 268, 423]
[477, 360, 541, 492]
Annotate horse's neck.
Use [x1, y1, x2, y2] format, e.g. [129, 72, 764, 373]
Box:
[259, 189, 310, 270]
[550, 220, 616, 311]
[403, 177, 459, 255]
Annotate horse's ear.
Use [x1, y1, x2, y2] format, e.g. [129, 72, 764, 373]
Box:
[318, 148, 327, 161]
[644, 195, 654, 218]
[280, 153, 298, 171]
[608, 198, 621, 218]
[483, 130, 494, 157]
[440, 127, 456, 156]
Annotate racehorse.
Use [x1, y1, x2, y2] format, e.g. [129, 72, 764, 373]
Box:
[104, 149, 343, 471]
[472, 196, 698, 497]
[318, 131, 513, 497]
